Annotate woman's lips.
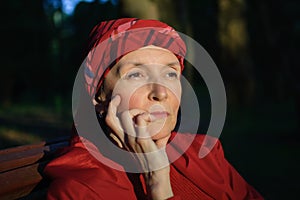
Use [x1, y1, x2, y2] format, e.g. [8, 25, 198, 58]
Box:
[150, 111, 169, 121]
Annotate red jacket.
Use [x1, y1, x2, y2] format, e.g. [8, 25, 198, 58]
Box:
[44, 132, 264, 200]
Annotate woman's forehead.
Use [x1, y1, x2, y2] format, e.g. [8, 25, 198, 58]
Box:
[118, 46, 179, 64]
[139, 45, 174, 52]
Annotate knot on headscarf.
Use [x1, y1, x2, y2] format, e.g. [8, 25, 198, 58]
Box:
[82, 18, 186, 98]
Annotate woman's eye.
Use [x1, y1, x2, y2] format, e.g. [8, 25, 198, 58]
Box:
[166, 72, 179, 79]
[127, 72, 144, 79]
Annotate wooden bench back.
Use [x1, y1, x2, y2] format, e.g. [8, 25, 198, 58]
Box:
[0, 136, 70, 200]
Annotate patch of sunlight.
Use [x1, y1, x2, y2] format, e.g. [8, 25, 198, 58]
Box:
[0, 127, 42, 145]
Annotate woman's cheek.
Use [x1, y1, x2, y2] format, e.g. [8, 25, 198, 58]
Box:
[116, 95, 130, 113]
[115, 91, 140, 113]
[112, 80, 144, 112]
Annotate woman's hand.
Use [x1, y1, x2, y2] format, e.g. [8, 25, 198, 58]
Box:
[105, 95, 173, 200]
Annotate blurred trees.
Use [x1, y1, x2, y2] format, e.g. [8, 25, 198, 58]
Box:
[218, 0, 255, 106]
[247, 0, 300, 103]
[0, 0, 298, 108]
[1, 0, 298, 127]
[0, 1, 51, 106]
[119, 0, 191, 34]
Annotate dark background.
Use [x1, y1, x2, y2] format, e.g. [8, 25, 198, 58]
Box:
[0, 0, 299, 199]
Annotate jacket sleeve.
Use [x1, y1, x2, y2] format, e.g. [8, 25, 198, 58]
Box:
[47, 178, 102, 200]
[167, 196, 181, 200]
[168, 133, 264, 200]
[44, 146, 138, 200]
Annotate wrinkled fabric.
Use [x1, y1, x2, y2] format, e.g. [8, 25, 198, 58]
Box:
[45, 132, 264, 200]
[82, 18, 186, 98]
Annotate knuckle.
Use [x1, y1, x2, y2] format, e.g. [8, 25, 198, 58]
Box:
[136, 138, 148, 146]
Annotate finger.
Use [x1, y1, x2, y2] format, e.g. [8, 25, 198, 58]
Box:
[134, 113, 160, 153]
[106, 95, 122, 132]
[119, 111, 136, 138]
[119, 110, 169, 172]
[135, 112, 151, 139]
[119, 110, 151, 153]
[136, 113, 169, 170]
[135, 112, 151, 125]
[118, 110, 138, 152]
[119, 109, 150, 136]
[105, 95, 124, 146]
[109, 133, 123, 148]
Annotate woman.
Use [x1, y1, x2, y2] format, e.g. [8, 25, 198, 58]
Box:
[45, 18, 264, 200]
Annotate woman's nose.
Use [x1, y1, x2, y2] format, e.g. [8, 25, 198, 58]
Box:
[148, 83, 168, 101]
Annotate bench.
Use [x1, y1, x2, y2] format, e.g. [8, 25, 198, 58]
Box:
[0, 136, 70, 200]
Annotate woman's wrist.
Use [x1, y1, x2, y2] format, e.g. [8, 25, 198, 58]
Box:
[146, 168, 173, 200]
[149, 181, 173, 200]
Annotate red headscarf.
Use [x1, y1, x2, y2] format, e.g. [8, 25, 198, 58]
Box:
[82, 18, 186, 99]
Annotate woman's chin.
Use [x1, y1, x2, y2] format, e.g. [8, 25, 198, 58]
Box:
[146, 119, 175, 140]
[151, 131, 171, 141]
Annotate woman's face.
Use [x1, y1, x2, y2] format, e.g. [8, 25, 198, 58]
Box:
[101, 46, 182, 141]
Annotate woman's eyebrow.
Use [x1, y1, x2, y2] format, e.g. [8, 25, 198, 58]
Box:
[116, 62, 144, 75]
[120, 61, 144, 66]
[117, 61, 181, 74]
[167, 62, 181, 70]
[167, 61, 180, 66]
